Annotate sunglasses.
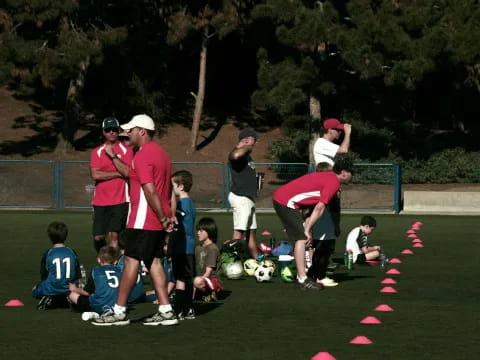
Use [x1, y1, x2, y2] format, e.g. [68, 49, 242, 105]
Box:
[104, 127, 119, 133]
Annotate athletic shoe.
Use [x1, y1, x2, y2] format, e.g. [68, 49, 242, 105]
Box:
[143, 310, 179, 326]
[297, 278, 323, 291]
[380, 253, 390, 268]
[318, 277, 339, 287]
[92, 308, 130, 326]
[327, 261, 338, 271]
[178, 308, 196, 320]
[36, 296, 53, 310]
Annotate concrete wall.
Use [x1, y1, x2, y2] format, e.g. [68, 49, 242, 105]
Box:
[403, 191, 480, 215]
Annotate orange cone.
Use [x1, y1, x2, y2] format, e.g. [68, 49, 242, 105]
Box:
[360, 316, 382, 324]
[5, 299, 24, 307]
[386, 268, 401, 275]
[380, 286, 397, 293]
[350, 336, 373, 345]
[375, 304, 394, 312]
[311, 352, 336, 360]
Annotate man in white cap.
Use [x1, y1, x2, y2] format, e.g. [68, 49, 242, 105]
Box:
[90, 116, 133, 251]
[93, 114, 178, 326]
[313, 118, 352, 167]
[310, 118, 352, 287]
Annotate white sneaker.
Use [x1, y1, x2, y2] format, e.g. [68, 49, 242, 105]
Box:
[319, 277, 339, 287]
[92, 308, 130, 326]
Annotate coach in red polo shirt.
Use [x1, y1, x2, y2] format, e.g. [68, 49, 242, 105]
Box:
[272, 162, 352, 290]
[93, 114, 178, 327]
[90, 117, 133, 251]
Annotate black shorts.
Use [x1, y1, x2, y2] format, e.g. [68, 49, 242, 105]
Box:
[92, 203, 129, 236]
[356, 253, 366, 264]
[172, 254, 195, 282]
[75, 295, 91, 312]
[123, 228, 166, 270]
[273, 200, 305, 242]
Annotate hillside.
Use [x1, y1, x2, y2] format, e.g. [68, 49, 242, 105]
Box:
[0, 86, 280, 162]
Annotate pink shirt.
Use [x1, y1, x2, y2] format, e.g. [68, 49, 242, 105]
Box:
[272, 171, 340, 209]
[90, 142, 133, 206]
[127, 142, 172, 230]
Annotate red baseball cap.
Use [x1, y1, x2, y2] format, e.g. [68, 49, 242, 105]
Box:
[323, 118, 344, 130]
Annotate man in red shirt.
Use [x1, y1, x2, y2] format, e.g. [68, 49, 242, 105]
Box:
[93, 114, 178, 326]
[272, 162, 352, 290]
[90, 117, 133, 251]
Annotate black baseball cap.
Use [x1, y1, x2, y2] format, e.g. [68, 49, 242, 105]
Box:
[238, 127, 259, 141]
[102, 116, 120, 130]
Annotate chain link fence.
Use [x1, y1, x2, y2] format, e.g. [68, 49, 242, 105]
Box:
[0, 160, 400, 212]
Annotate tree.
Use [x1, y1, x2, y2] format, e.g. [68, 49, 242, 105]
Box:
[167, 0, 254, 154]
[1, 0, 127, 152]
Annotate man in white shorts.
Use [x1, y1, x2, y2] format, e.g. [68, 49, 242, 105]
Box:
[228, 128, 261, 260]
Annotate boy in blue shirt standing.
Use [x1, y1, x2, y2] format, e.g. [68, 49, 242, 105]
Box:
[170, 170, 196, 319]
[68, 246, 122, 315]
[32, 221, 81, 310]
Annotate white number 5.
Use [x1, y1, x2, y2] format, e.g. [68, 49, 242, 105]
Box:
[105, 270, 119, 288]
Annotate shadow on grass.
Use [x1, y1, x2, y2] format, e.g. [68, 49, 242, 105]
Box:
[334, 273, 374, 283]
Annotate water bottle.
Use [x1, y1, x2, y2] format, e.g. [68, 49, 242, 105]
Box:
[305, 250, 312, 269]
[347, 250, 353, 270]
[269, 237, 275, 253]
[78, 264, 87, 289]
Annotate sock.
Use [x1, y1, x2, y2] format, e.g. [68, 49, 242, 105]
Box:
[174, 289, 185, 314]
[113, 304, 126, 314]
[297, 275, 307, 283]
[159, 304, 173, 313]
[94, 238, 106, 253]
[184, 282, 194, 312]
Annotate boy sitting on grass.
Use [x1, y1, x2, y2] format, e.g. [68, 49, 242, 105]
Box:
[345, 215, 389, 267]
[193, 217, 222, 302]
[68, 246, 122, 315]
[32, 221, 81, 310]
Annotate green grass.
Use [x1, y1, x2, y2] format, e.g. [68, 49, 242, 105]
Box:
[0, 211, 478, 360]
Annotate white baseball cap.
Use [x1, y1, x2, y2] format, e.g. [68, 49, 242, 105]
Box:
[121, 114, 155, 131]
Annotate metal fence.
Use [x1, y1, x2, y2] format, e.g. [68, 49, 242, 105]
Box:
[0, 160, 401, 213]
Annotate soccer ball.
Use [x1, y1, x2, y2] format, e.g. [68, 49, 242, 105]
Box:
[243, 259, 259, 276]
[259, 259, 276, 273]
[221, 252, 238, 273]
[280, 264, 297, 283]
[254, 264, 273, 282]
[225, 261, 244, 279]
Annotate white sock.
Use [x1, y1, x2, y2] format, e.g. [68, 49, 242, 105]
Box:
[297, 276, 307, 284]
[113, 304, 126, 314]
[159, 304, 173, 313]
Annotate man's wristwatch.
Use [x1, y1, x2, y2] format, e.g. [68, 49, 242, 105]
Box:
[160, 216, 168, 223]
[110, 154, 119, 160]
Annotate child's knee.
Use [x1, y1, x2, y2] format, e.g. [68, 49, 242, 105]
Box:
[193, 277, 205, 289]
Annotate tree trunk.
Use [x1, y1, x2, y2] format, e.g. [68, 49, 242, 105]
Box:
[56, 57, 90, 153]
[308, 94, 322, 164]
[187, 30, 208, 154]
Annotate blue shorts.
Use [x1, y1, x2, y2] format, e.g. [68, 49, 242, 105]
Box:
[32, 280, 69, 298]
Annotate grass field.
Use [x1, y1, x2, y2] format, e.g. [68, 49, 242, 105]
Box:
[0, 211, 478, 360]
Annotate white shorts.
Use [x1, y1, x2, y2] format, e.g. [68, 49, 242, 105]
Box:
[228, 192, 257, 231]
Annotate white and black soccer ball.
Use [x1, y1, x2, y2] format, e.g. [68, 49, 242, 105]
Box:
[254, 264, 273, 282]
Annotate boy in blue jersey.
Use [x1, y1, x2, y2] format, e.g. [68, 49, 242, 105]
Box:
[32, 221, 81, 310]
[68, 246, 122, 315]
[169, 170, 196, 320]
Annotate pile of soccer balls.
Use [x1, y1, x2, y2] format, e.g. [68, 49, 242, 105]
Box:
[243, 259, 275, 282]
